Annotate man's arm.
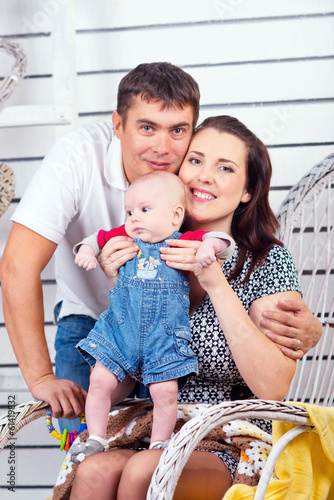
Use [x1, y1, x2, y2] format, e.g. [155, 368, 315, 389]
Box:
[261, 299, 322, 360]
[1, 223, 86, 418]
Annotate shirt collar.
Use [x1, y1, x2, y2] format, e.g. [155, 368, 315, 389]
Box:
[104, 133, 129, 191]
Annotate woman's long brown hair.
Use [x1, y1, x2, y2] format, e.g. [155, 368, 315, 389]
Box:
[193, 115, 282, 282]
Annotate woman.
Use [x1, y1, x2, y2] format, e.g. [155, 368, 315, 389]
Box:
[70, 116, 302, 500]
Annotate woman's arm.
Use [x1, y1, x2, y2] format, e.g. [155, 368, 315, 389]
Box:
[160, 240, 297, 400]
[196, 262, 298, 400]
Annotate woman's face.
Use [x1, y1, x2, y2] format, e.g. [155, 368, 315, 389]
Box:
[179, 128, 251, 233]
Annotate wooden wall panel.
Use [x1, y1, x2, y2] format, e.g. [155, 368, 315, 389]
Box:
[3, 58, 334, 112]
[0, 1, 333, 495]
[1, 324, 56, 365]
[1, 0, 334, 35]
[2, 17, 334, 76]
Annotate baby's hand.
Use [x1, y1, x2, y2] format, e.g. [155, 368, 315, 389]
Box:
[196, 241, 217, 269]
[196, 237, 231, 269]
[75, 245, 97, 271]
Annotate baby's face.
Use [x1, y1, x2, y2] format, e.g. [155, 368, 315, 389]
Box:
[124, 181, 181, 243]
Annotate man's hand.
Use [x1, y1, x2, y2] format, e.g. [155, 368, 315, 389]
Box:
[30, 374, 87, 419]
[98, 236, 139, 285]
[261, 299, 322, 360]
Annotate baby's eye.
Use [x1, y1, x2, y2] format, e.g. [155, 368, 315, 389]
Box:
[142, 207, 150, 213]
[127, 210, 133, 216]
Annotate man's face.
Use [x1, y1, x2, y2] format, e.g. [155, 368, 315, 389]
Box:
[112, 96, 194, 183]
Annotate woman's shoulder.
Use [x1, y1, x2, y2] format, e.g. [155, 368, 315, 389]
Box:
[251, 244, 301, 295]
[227, 244, 294, 274]
[254, 244, 298, 275]
[265, 244, 299, 270]
[223, 244, 301, 307]
[266, 243, 294, 260]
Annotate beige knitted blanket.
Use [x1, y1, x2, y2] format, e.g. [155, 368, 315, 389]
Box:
[52, 402, 273, 499]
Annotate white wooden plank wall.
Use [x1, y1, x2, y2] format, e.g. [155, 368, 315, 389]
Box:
[0, 1, 333, 498]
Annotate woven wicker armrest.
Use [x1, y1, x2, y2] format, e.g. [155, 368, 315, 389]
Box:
[147, 399, 311, 500]
[0, 400, 50, 452]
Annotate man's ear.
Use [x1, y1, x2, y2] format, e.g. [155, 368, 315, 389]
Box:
[172, 205, 185, 226]
[241, 189, 252, 204]
[112, 110, 123, 138]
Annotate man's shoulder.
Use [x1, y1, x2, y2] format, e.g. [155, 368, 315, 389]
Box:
[62, 119, 115, 144]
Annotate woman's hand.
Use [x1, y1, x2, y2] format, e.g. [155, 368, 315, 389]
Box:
[161, 239, 226, 285]
[160, 239, 202, 272]
[98, 236, 139, 286]
[160, 239, 227, 305]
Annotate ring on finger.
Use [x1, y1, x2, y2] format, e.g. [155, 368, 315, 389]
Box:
[193, 249, 197, 255]
[294, 339, 301, 351]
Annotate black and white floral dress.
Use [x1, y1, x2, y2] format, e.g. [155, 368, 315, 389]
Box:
[178, 244, 302, 477]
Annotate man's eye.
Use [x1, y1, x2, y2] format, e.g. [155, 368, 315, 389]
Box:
[173, 128, 183, 135]
[142, 126, 153, 132]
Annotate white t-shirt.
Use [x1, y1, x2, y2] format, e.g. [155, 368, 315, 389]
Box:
[12, 120, 129, 319]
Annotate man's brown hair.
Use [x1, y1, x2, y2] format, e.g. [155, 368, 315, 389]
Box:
[117, 62, 200, 129]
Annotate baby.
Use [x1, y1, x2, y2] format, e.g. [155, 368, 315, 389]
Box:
[69, 171, 234, 463]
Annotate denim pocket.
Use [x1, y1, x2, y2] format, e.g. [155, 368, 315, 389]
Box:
[106, 285, 128, 327]
[174, 327, 194, 357]
[161, 288, 190, 334]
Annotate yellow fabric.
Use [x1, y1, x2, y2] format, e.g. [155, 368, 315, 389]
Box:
[223, 403, 334, 500]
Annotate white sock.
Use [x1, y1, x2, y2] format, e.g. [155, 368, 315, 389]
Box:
[149, 439, 170, 450]
[88, 435, 108, 446]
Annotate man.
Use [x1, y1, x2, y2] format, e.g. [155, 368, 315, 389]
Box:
[0, 62, 322, 431]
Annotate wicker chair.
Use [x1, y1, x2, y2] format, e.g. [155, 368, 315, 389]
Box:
[147, 152, 334, 499]
[0, 153, 333, 499]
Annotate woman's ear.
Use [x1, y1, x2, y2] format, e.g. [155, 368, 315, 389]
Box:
[172, 205, 185, 226]
[241, 189, 252, 204]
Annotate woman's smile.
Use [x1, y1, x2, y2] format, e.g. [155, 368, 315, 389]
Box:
[190, 188, 216, 201]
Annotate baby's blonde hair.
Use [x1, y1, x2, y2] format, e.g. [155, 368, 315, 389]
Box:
[128, 171, 186, 208]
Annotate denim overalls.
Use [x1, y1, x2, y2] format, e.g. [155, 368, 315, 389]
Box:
[77, 232, 198, 385]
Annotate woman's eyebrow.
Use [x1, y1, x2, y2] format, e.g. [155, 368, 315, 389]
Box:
[189, 151, 239, 168]
[218, 157, 239, 167]
[188, 150, 205, 157]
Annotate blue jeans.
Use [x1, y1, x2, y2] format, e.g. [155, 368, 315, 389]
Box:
[54, 304, 96, 432]
[54, 303, 149, 433]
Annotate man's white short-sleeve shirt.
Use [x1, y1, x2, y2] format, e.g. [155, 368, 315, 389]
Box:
[12, 120, 128, 319]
